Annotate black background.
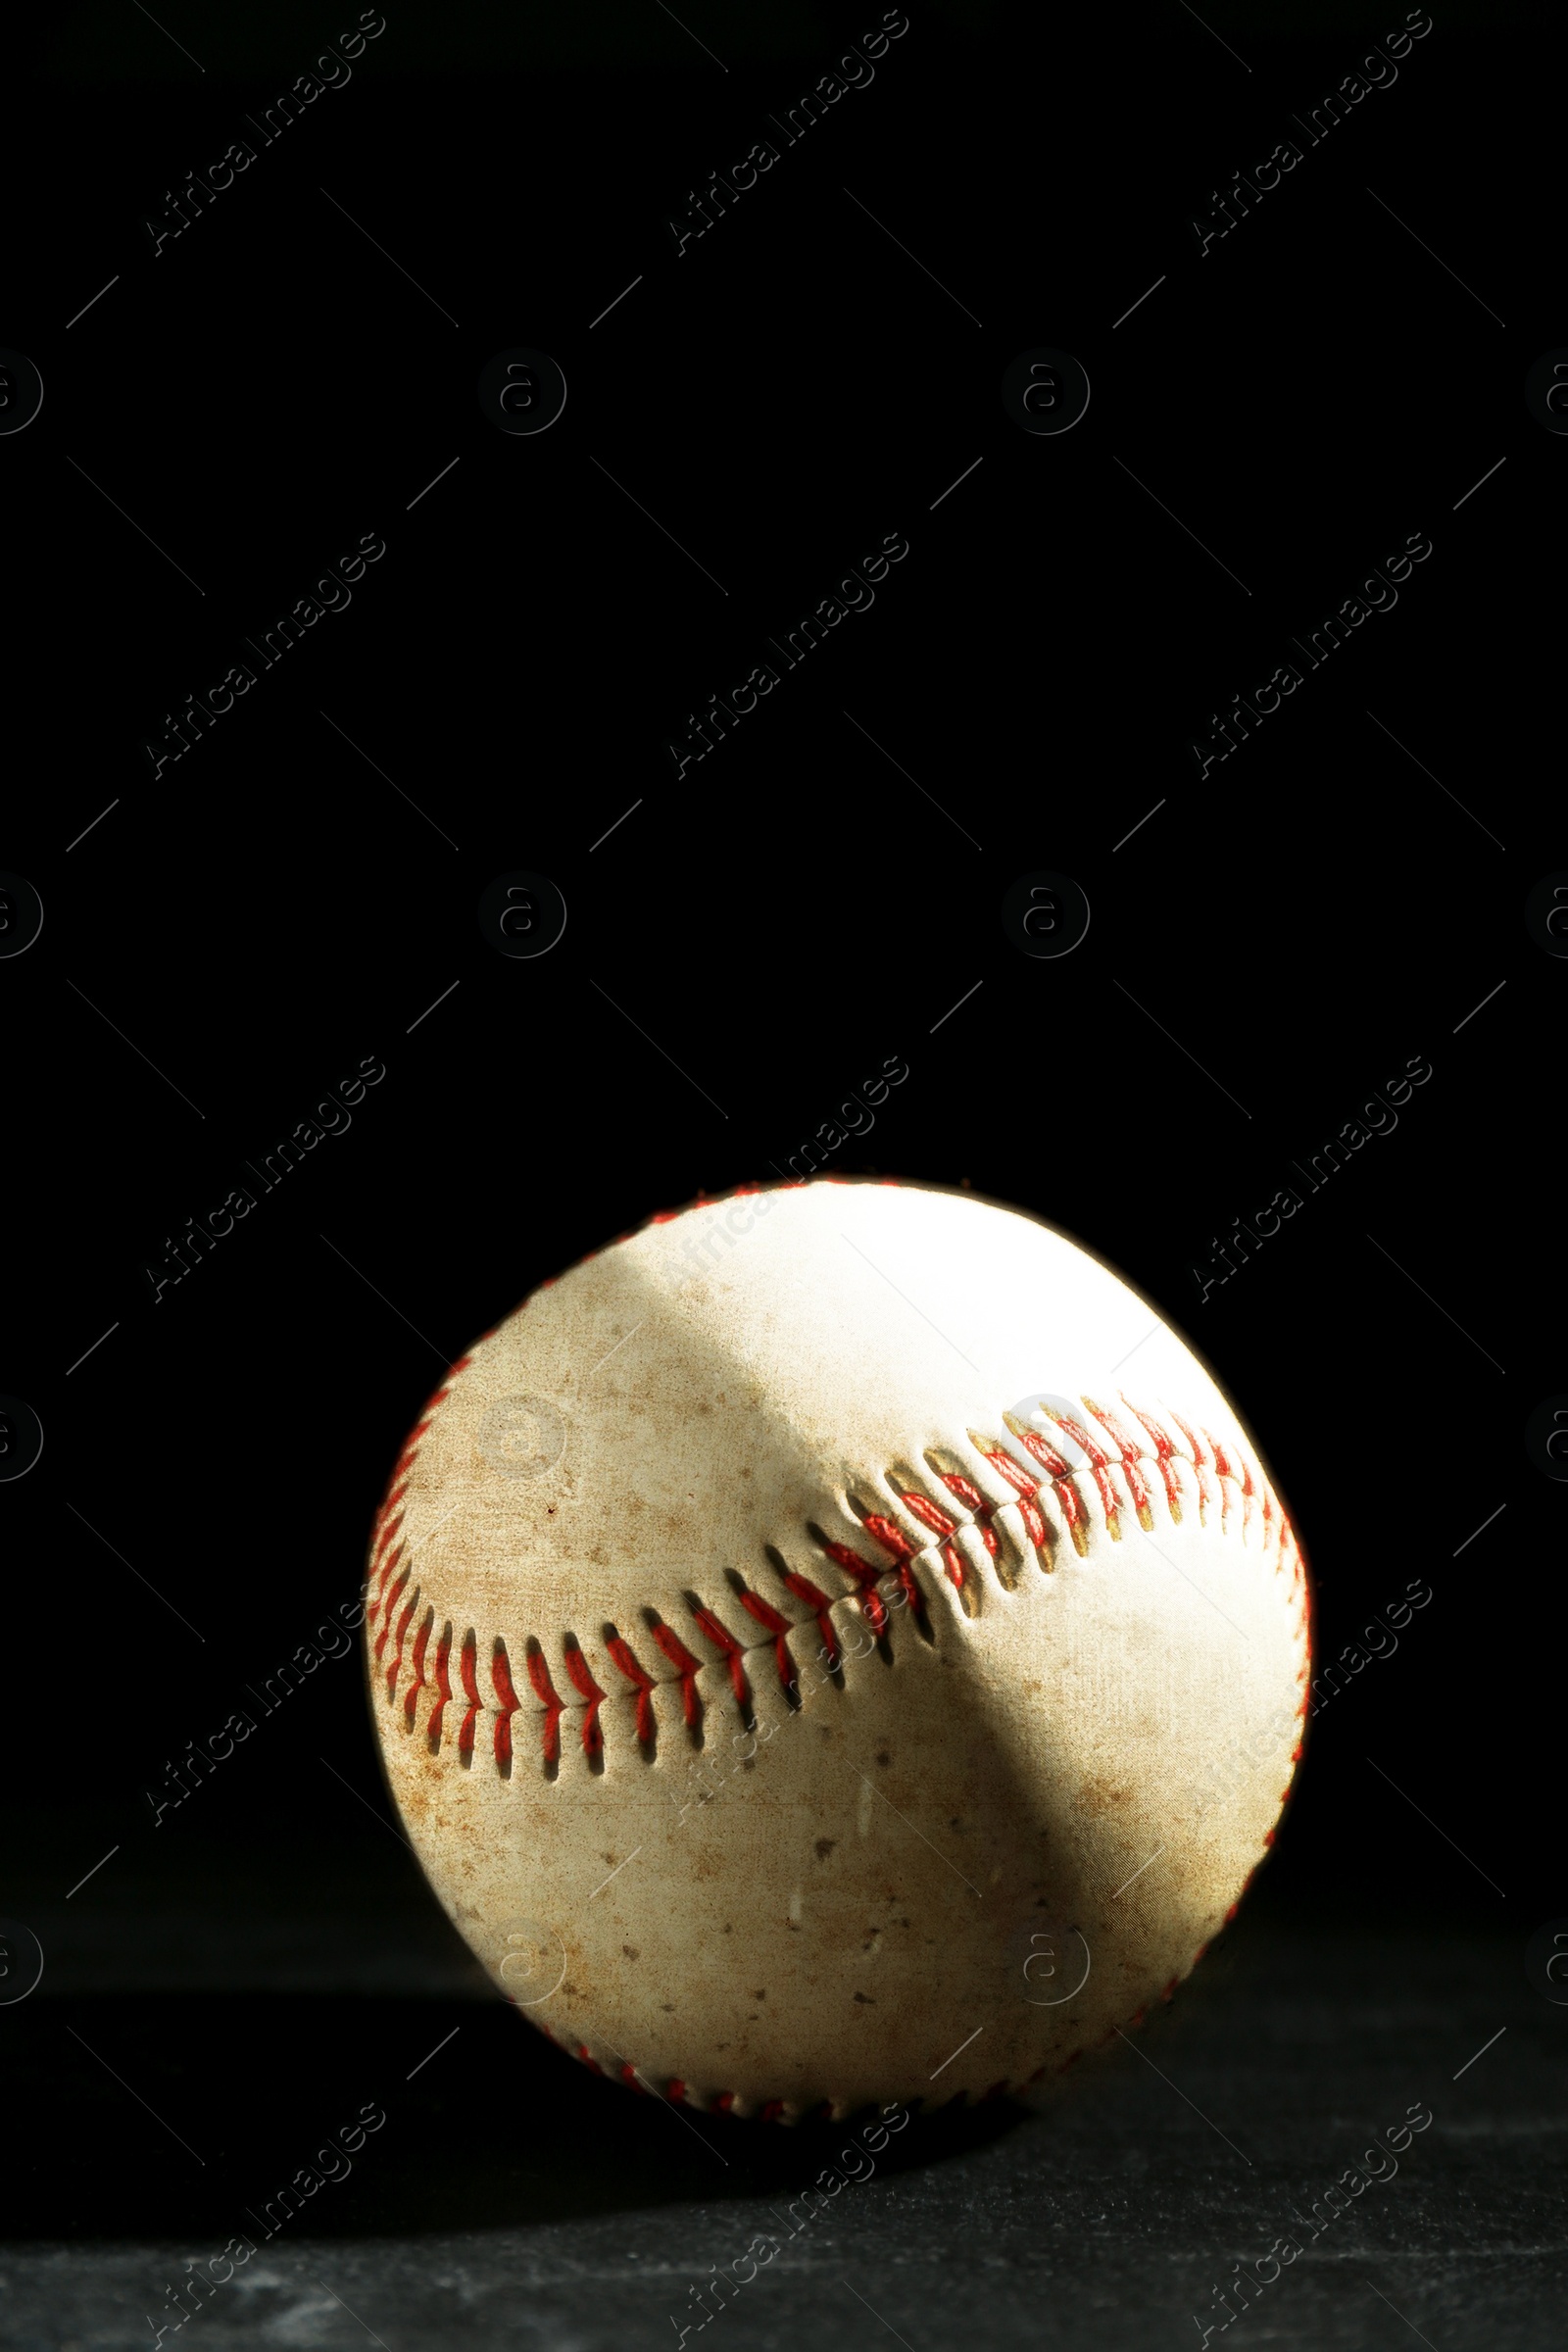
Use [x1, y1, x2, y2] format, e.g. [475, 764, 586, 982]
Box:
[4, 1, 1560, 2344]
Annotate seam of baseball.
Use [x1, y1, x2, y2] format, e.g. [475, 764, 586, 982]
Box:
[365, 1360, 1312, 2123]
[366, 1380, 1309, 1775]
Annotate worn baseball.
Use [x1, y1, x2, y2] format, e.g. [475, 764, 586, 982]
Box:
[364, 1180, 1309, 2120]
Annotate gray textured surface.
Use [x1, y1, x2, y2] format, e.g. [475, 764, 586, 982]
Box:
[5, 1874, 1563, 2351]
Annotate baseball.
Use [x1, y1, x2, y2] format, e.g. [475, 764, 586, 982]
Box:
[364, 1180, 1310, 2120]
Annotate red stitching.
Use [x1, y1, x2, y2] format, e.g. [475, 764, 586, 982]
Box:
[380, 1439, 429, 1514]
[607, 1634, 659, 1743]
[1009, 1422, 1090, 1547]
[372, 1501, 407, 1565]
[385, 1581, 419, 1697]
[1008, 1424, 1070, 1479]
[939, 1473, 999, 1555]
[1165, 1407, 1213, 1516]
[894, 1492, 965, 1593]
[459, 1631, 480, 1763]
[1048, 1412, 1120, 1533]
[818, 1540, 892, 1633]
[1169, 1407, 1208, 1469]
[367, 1356, 469, 1609]
[367, 1384, 1308, 1838]
[900, 1491, 956, 1540]
[371, 1530, 406, 1620]
[1077, 1401, 1153, 1528]
[1204, 1426, 1237, 1484]
[419, 1356, 471, 1414]
[564, 1642, 607, 1758]
[1109, 1398, 1183, 1518]
[857, 1514, 924, 1615]
[978, 1448, 1050, 1550]
[649, 1619, 703, 1730]
[403, 1607, 433, 1729]
[491, 1641, 520, 1772]
[688, 1604, 752, 1710]
[427, 1623, 453, 1751]
[857, 1512, 911, 1557]
[737, 1587, 796, 1696]
[373, 1578, 403, 1647]
[526, 1641, 565, 1766]
[778, 1569, 839, 1674]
